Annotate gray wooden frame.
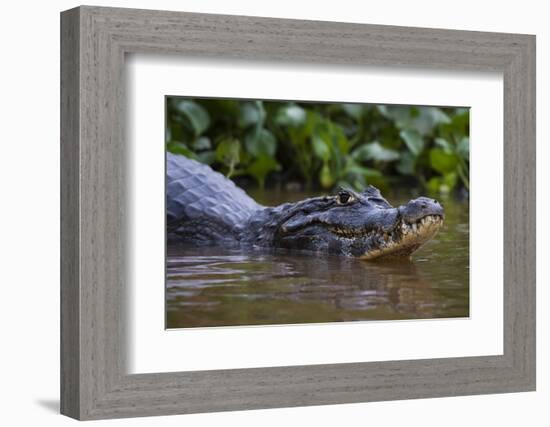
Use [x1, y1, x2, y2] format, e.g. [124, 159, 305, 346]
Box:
[60, 5, 536, 420]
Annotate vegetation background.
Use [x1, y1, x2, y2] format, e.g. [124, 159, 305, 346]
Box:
[166, 97, 469, 196]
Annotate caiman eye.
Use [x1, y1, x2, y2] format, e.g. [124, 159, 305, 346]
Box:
[337, 191, 354, 205]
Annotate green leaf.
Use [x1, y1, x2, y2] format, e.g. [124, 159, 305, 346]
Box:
[427, 173, 457, 194]
[244, 128, 277, 157]
[450, 109, 470, 132]
[330, 123, 350, 155]
[319, 162, 334, 189]
[396, 151, 415, 175]
[238, 101, 265, 129]
[173, 100, 210, 136]
[443, 172, 458, 189]
[345, 164, 382, 178]
[197, 151, 215, 165]
[342, 104, 364, 120]
[352, 141, 400, 162]
[412, 107, 451, 135]
[345, 162, 382, 190]
[428, 107, 451, 126]
[438, 108, 469, 143]
[311, 133, 331, 161]
[192, 136, 211, 151]
[456, 136, 470, 161]
[193, 99, 238, 119]
[166, 141, 197, 159]
[169, 122, 184, 142]
[287, 110, 319, 148]
[429, 148, 459, 174]
[379, 106, 450, 135]
[434, 137, 453, 153]
[427, 177, 442, 194]
[215, 138, 241, 177]
[275, 104, 307, 127]
[246, 154, 280, 189]
[400, 129, 424, 156]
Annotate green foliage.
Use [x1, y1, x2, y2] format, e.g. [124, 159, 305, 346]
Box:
[172, 100, 210, 136]
[166, 97, 470, 194]
[353, 141, 400, 162]
[215, 138, 240, 178]
[400, 129, 424, 156]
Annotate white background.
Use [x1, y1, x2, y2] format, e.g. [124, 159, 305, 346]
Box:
[129, 57, 503, 373]
[0, 0, 547, 426]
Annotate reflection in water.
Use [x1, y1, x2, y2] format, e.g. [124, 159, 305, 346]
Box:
[166, 192, 469, 328]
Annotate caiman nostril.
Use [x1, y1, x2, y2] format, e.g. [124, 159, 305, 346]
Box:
[421, 202, 427, 209]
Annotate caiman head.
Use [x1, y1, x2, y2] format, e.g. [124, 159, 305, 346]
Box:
[271, 186, 444, 260]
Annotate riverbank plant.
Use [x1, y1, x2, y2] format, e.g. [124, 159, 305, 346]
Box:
[166, 98, 469, 195]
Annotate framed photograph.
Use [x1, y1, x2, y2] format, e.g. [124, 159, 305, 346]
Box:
[164, 97, 467, 329]
[61, 6, 536, 420]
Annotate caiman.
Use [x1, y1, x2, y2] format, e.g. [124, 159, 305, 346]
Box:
[166, 153, 444, 260]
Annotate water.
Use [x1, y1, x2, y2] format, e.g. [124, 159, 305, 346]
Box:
[166, 191, 469, 328]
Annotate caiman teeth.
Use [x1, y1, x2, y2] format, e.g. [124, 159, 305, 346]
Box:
[330, 226, 381, 239]
[401, 214, 444, 235]
[331, 214, 442, 240]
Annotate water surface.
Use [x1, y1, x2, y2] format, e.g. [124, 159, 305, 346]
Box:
[166, 191, 469, 328]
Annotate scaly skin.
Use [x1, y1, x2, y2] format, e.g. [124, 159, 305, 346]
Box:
[167, 153, 444, 260]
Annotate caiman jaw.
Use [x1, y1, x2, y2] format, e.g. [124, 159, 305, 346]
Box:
[360, 214, 444, 260]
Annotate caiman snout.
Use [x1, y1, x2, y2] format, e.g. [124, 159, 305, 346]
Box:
[399, 197, 444, 224]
